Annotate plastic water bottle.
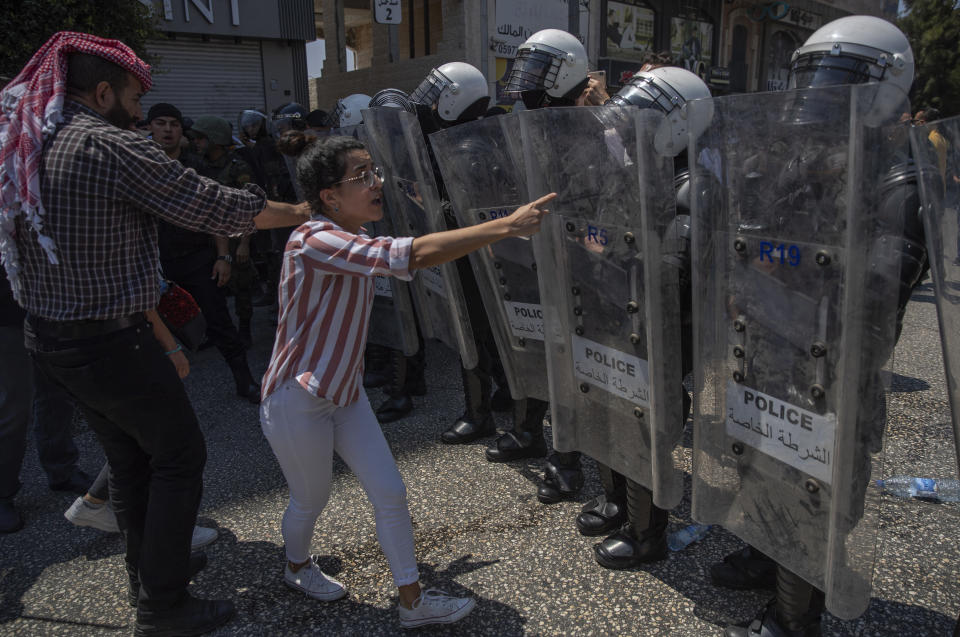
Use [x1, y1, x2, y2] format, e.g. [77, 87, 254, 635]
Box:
[667, 523, 712, 551]
[876, 476, 960, 502]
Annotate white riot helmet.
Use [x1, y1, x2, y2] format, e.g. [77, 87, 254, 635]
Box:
[325, 93, 372, 128]
[608, 66, 712, 157]
[411, 62, 490, 123]
[788, 16, 914, 93]
[504, 29, 589, 106]
[787, 16, 913, 126]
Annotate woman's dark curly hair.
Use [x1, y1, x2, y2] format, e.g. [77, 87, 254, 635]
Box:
[276, 130, 365, 213]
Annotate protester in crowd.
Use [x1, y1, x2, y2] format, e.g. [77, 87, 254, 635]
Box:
[0, 31, 309, 636]
[147, 103, 203, 170]
[259, 131, 554, 627]
[152, 109, 262, 402]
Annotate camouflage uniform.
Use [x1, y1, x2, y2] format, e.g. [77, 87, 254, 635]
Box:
[199, 150, 258, 337]
[237, 135, 297, 310]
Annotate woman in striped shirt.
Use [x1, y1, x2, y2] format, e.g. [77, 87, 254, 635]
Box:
[260, 133, 554, 628]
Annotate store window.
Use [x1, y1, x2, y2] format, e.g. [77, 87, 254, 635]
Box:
[604, 0, 655, 61]
[764, 28, 802, 91]
[671, 9, 713, 81]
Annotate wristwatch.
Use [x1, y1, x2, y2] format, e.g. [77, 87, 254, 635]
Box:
[217, 255, 233, 265]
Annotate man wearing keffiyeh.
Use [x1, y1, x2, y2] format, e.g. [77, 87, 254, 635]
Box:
[0, 32, 310, 636]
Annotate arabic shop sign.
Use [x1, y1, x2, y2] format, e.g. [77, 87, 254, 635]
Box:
[493, 0, 589, 59]
[725, 382, 837, 484]
[748, 2, 822, 31]
[375, 0, 401, 25]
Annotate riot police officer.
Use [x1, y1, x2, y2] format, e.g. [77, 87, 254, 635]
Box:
[236, 107, 299, 314]
[478, 28, 599, 504]
[404, 62, 516, 444]
[574, 66, 711, 569]
[690, 17, 926, 637]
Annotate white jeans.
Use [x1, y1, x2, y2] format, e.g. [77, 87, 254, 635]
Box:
[260, 379, 420, 587]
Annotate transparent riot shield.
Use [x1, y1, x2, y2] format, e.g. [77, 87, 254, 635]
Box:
[518, 106, 684, 508]
[429, 114, 548, 401]
[911, 114, 960, 490]
[332, 123, 419, 356]
[361, 107, 478, 368]
[689, 84, 910, 619]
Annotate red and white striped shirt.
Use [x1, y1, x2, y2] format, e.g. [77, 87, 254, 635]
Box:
[262, 217, 414, 405]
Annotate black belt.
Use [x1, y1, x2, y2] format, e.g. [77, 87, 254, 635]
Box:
[26, 312, 146, 341]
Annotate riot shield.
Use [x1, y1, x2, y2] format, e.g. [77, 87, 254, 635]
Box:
[689, 84, 910, 619]
[332, 122, 419, 357]
[429, 114, 548, 401]
[911, 115, 960, 493]
[518, 106, 685, 508]
[361, 107, 478, 368]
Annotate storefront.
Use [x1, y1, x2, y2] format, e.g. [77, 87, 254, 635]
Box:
[596, 0, 722, 91]
[140, 0, 313, 125]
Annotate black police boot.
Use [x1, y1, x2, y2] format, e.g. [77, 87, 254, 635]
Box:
[227, 355, 261, 404]
[490, 385, 513, 412]
[362, 344, 391, 389]
[441, 365, 494, 444]
[576, 464, 627, 536]
[594, 481, 668, 568]
[376, 350, 413, 423]
[710, 545, 777, 590]
[537, 451, 584, 504]
[723, 567, 824, 637]
[485, 398, 548, 462]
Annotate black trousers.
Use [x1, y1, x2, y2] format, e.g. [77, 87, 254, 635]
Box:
[162, 251, 245, 363]
[26, 322, 205, 611]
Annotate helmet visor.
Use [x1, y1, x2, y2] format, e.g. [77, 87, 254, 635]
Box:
[609, 78, 677, 113]
[324, 101, 346, 128]
[411, 69, 450, 107]
[504, 46, 562, 95]
[788, 52, 882, 90]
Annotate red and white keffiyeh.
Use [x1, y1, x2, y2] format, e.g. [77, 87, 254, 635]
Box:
[0, 31, 152, 275]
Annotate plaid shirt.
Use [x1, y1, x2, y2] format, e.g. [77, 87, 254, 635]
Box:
[12, 101, 266, 320]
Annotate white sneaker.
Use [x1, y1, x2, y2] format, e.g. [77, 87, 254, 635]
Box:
[191, 526, 218, 550]
[64, 497, 119, 533]
[398, 589, 476, 629]
[284, 557, 347, 601]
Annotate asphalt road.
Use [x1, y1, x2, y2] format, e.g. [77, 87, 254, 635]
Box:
[1, 282, 958, 636]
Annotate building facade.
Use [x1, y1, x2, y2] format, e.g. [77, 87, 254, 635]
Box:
[140, 0, 314, 125]
[311, 0, 900, 111]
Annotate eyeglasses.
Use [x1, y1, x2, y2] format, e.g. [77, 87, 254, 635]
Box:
[332, 165, 383, 189]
